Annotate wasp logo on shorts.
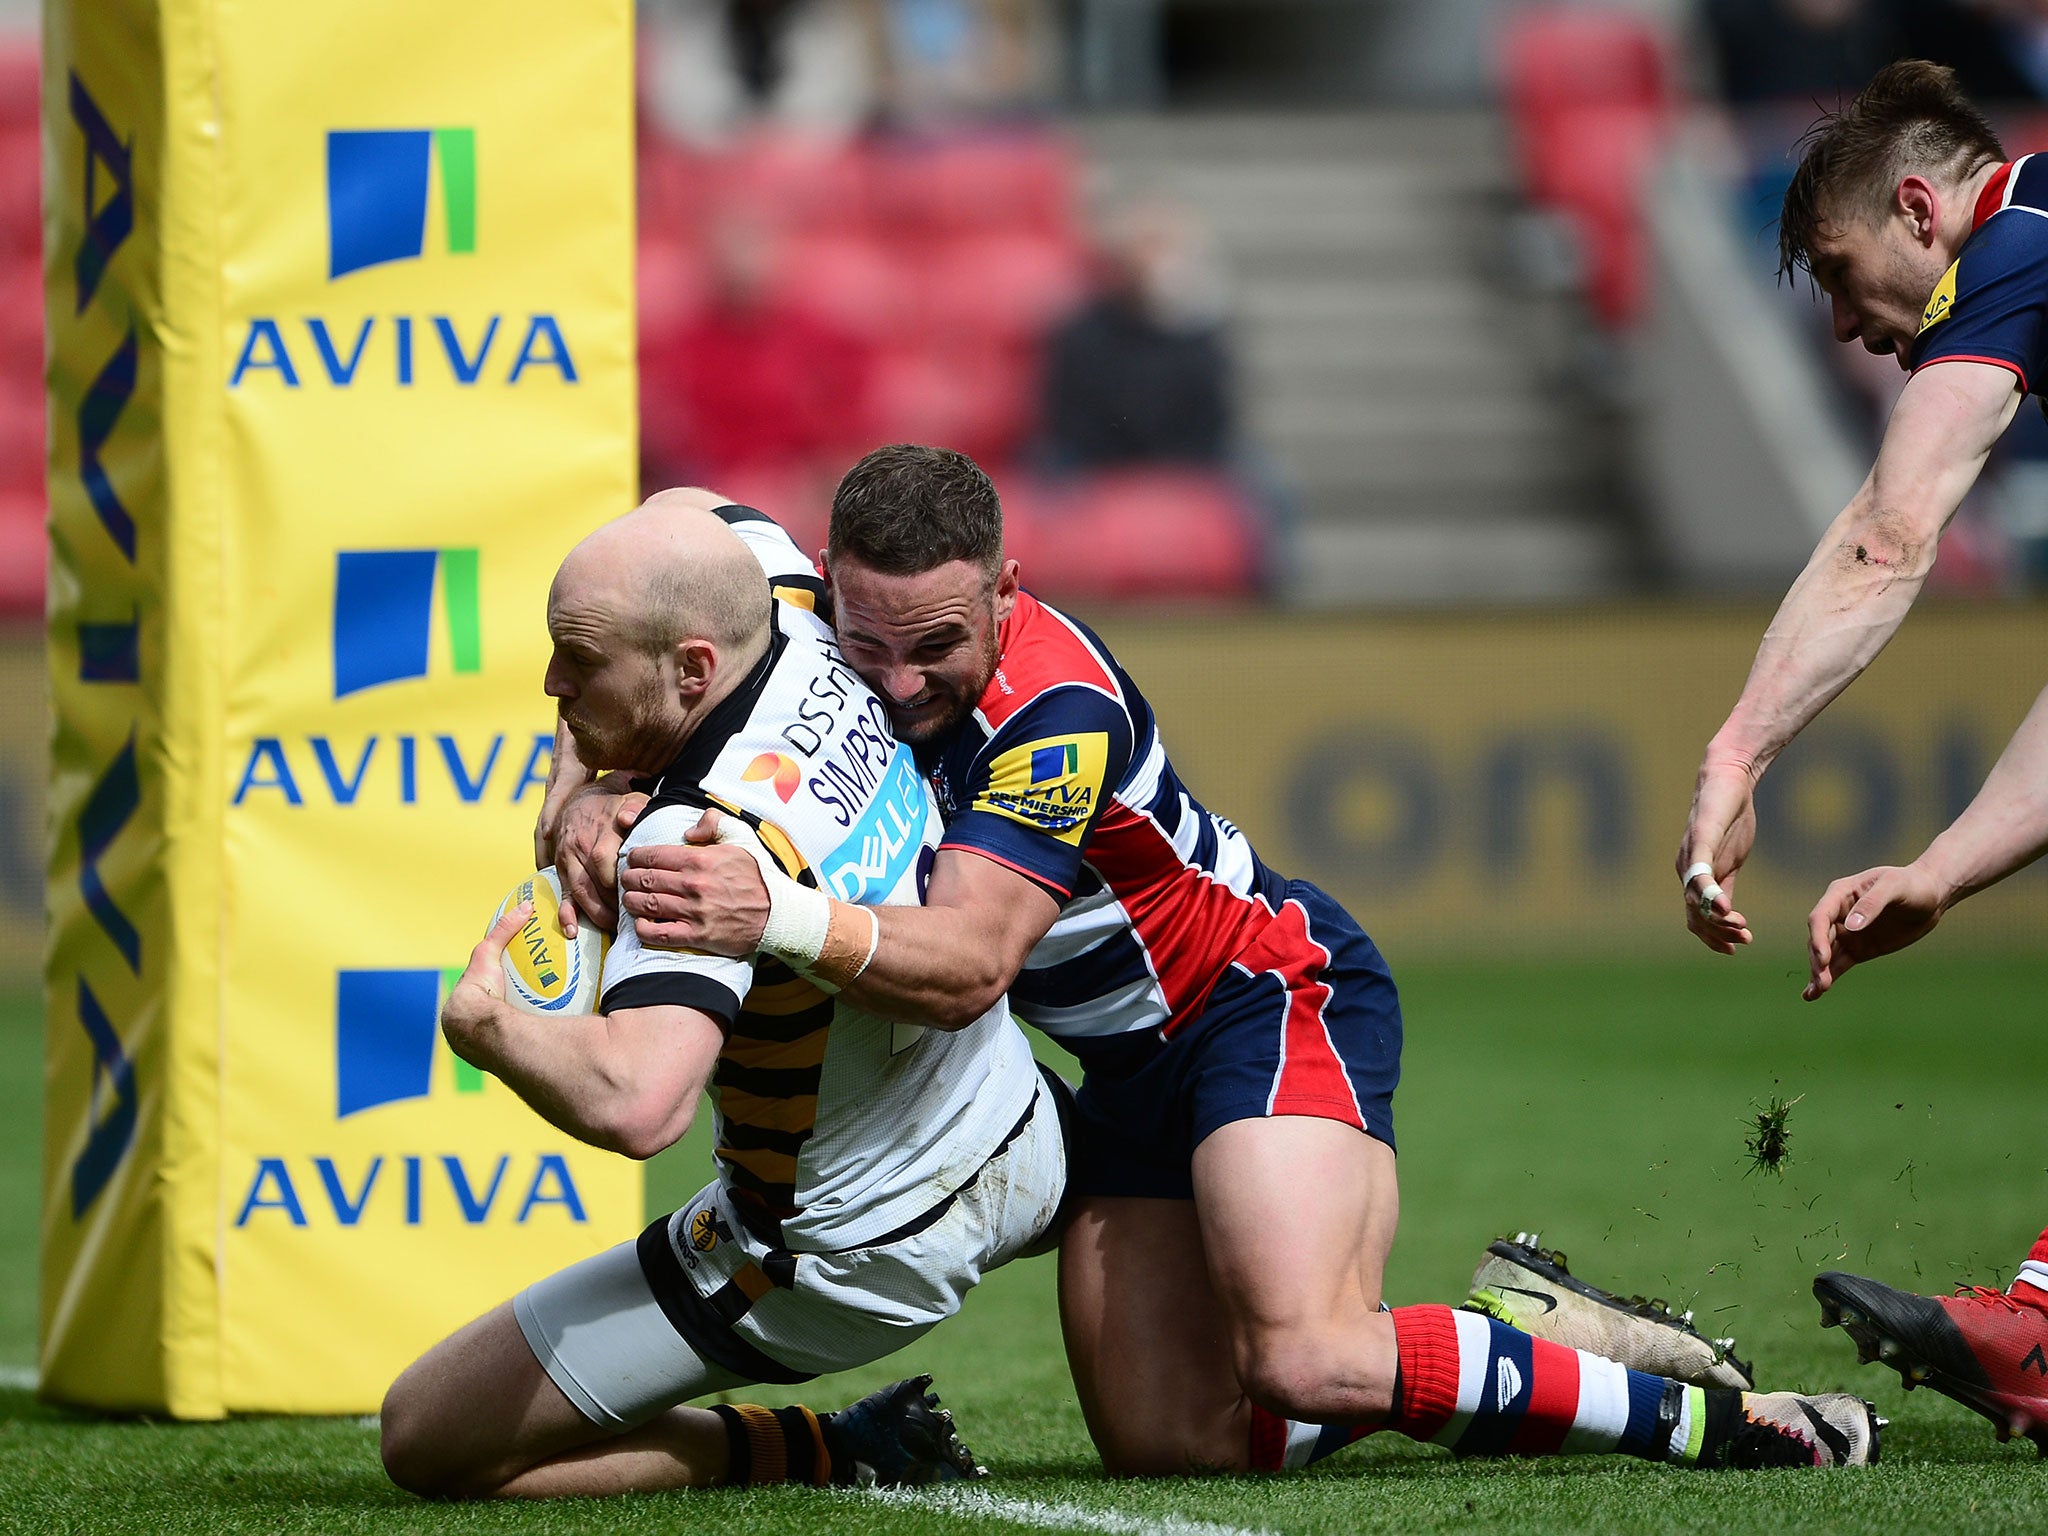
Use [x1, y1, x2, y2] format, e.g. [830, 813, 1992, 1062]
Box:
[332, 548, 481, 697]
[742, 751, 801, 802]
[327, 128, 477, 279]
[976, 733, 1109, 844]
[688, 1208, 730, 1252]
[1920, 260, 1959, 334]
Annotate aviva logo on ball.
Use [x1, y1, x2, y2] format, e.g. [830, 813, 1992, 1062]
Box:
[495, 868, 605, 1015]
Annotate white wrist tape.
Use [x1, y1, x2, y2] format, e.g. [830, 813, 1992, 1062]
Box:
[701, 812, 832, 968]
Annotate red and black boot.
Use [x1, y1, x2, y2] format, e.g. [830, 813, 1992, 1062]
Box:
[1816, 1240, 2048, 1454]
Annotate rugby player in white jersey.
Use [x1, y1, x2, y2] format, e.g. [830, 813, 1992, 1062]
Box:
[378, 496, 1065, 1499]
[545, 453, 1879, 1476]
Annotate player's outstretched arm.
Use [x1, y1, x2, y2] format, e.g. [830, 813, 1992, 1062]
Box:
[440, 904, 722, 1157]
[1807, 679, 2048, 998]
[1680, 359, 2020, 947]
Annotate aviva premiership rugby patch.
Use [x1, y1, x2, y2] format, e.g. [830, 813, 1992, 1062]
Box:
[976, 733, 1108, 844]
[1919, 259, 1959, 334]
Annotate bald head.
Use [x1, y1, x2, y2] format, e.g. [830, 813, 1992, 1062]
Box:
[555, 493, 771, 661]
[545, 494, 773, 771]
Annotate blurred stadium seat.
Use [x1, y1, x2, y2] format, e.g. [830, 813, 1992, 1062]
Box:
[0, 493, 39, 612]
[1498, 5, 1676, 328]
[0, 43, 36, 619]
[1025, 470, 1264, 601]
[630, 113, 1253, 578]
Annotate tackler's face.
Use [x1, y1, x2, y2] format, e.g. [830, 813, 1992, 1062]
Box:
[827, 555, 1018, 748]
[1808, 204, 1949, 370]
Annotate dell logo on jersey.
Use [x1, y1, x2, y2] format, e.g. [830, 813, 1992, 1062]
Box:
[818, 748, 928, 903]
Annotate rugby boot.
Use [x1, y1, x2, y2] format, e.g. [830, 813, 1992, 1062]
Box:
[1699, 1390, 1883, 1469]
[822, 1373, 987, 1486]
[1464, 1233, 1756, 1388]
[1815, 1270, 2048, 1454]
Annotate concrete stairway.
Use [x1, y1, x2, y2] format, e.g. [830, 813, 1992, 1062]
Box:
[1074, 111, 1636, 605]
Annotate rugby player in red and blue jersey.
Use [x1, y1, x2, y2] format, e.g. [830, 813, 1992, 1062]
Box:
[1680, 60, 2048, 1452]
[551, 448, 1877, 1474]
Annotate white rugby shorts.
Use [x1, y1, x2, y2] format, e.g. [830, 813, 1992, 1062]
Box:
[514, 1076, 1066, 1428]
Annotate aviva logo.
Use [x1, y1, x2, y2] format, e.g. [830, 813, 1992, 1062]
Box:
[225, 127, 576, 390]
[336, 966, 483, 1118]
[334, 548, 480, 698]
[328, 128, 477, 280]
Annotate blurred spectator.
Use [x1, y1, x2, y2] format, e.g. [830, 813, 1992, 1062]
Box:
[872, 0, 1060, 124]
[640, 0, 878, 145]
[639, 217, 873, 486]
[1900, 0, 2048, 102]
[1700, 0, 1904, 104]
[1037, 197, 1236, 470]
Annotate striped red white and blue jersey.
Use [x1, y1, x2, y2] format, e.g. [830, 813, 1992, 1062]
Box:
[1908, 153, 2048, 392]
[920, 590, 1292, 1061]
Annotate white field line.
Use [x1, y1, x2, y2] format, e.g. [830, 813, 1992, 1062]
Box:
[0, 1366, 36, 1390]
[863, 1486, 1278, 1536]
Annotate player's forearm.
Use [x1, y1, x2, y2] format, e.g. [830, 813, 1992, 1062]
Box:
[836, 903, 1015, 1029]
[1914, 682, 2048, 909]
[1707, 492, 1934, 775]
[760, 892, 1001, 1029]
[444, 1001, 697, 1158]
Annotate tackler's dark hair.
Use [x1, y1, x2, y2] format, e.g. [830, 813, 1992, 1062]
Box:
[827, 444, 1004, 581]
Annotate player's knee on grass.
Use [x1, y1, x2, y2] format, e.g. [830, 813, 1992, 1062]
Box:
[379, 1370, 511, 1500]
[1091, 1416, 1245, 1478]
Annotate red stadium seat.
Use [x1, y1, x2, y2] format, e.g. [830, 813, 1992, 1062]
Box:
[771, 232, 916, 341]
[1533, 104, 1664, 326]
[871, 132, 1081, 237]
[1026, 470, 1263, 600]
[917, 231, 1088, 345]
[0, 492, 43, 617]
[709, 129, 871, 236]
[0, 380, 43, 498]
[635, 235, 712, 347]
[0, 45, 35, 134]
[1498, 5, 1672, 128]
[864, 340, 1036, 464]
[0, 127, 37, 261]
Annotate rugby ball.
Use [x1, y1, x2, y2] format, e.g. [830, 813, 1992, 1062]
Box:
[493, 867, 607, 1016]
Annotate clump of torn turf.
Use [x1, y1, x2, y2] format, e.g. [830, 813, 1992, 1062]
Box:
[1743, 1093, 1803, 1178]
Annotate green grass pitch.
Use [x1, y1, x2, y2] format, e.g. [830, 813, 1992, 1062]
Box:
[5, 949, 2047, 1533]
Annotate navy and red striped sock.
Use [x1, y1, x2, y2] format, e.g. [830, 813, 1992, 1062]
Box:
[1247, 1304, 1717, 1471]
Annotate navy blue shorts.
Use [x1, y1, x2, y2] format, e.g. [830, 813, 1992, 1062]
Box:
[1069, 880, 1402, 1201]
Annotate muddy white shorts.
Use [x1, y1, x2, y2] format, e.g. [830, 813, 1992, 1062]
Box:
[513, 1074, 1067, 1428]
